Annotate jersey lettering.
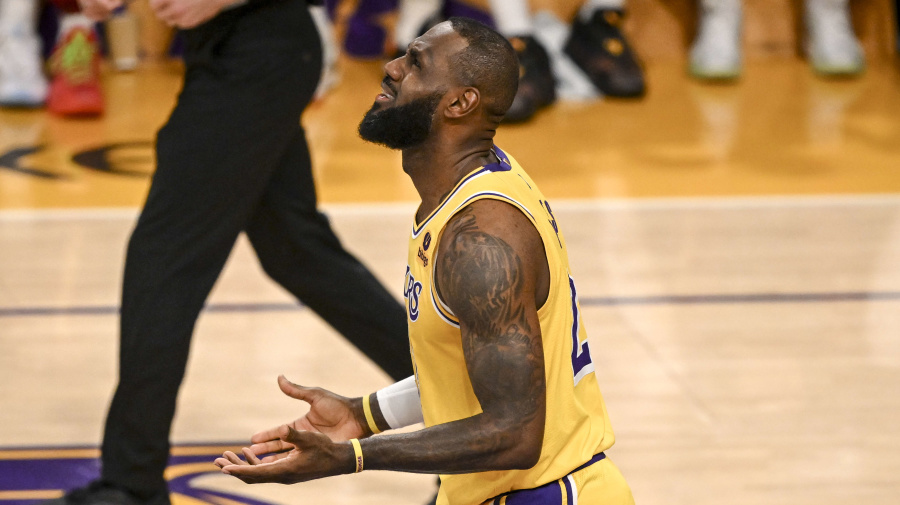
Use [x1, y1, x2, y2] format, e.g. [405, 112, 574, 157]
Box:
[404, 265, 424, 321]
[569, 276, 595, 385]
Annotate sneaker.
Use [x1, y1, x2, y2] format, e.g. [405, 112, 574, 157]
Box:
[504, 35, 556, 123]
[689, 0, 742, 80]
[41, 481, 144, 505]
[46, 26, 104, 116]
[563, 9, 645, 98]
[0, 24, 48, 107]
[805, 0, 865, 76]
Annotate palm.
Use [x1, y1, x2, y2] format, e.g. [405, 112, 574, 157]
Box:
[292, 393, 364, 442]
[247, 376, 366, 461]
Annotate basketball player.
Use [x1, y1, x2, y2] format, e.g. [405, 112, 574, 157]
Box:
[43, 1, 411, 505]
[215, 18, 634, 505]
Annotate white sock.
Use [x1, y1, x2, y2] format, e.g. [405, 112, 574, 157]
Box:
[394, 0, 443, 48]
[578, 0, 626, 23]
[0, 0, 38, 34]
[58, 13, 94, 40]
[487, 0, 533, 37]
[805, 0, 851, 13]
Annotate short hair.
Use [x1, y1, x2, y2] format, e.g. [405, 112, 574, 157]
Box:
[447, 17, 519, 118]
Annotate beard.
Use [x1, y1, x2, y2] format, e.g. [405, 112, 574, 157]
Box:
[358, 92, 443, 150]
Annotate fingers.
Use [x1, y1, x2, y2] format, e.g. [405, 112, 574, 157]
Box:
[214, 450, 247, 470]
[282, 425, 326, 451]
[213, 447, 265, 470]
[249, 426, 284, 444]
[282, 425, 304, 445]
[259, 452, 291, 464]
[277, 375, 321, 403]
[250, 424, 307, 451]
[219, 460, 282, 483]
[248, 439, 293, 455]
[242, 447, 262, 465]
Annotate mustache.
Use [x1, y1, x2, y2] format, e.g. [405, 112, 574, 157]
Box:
[382, 76, 397, 96]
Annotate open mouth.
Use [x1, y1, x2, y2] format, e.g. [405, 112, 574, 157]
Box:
[377, 79, 396, 102]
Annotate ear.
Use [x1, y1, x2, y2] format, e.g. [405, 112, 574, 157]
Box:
[444, 87, 480, 119]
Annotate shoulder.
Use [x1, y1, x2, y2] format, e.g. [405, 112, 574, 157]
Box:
[434, 199, 546, 308]
[438, 199, 540, 263]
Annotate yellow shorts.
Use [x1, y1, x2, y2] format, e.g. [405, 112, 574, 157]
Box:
[486, 453, 634, 505]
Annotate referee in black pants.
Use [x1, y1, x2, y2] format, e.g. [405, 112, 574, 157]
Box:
[46, 1, 411, 505]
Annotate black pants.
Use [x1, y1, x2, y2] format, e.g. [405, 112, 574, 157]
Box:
[99, 2, 410, 501]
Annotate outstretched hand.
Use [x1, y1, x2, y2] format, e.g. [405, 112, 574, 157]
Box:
[254, 375, 367, 448]
[214, 425, 354, 484]
[216, 375, 368, 482]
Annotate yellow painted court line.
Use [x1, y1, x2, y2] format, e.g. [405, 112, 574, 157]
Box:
[0, 445, 242, 460]
[164, 462, 223, 480]
[0, 490, 64, 500]
[0, 448, 100, 460]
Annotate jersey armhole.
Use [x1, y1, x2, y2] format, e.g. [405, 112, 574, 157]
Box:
[431, 192, 556, 321]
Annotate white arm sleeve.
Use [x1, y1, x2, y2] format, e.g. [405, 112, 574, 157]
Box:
[375, 375, 424, 429]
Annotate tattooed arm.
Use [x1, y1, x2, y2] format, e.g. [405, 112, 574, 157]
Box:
[217, 199, 551, 483]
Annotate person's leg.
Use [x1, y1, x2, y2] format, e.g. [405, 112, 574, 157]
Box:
[245, 129, 412, 382]
[564, 0, 645, 97]
[99, 2, 322, 502]
[0, 0, 47, 107]
[689, 0, 743, 80]
[804, 0, 865, 76]
[485, 0, 556, 123]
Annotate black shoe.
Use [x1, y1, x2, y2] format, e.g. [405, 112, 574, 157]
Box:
[564, 9, 646, 98]
[504, 35, 556, 123]
[42, 481, 146, 505]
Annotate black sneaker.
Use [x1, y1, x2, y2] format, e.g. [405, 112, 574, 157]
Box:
[504, 35, 556, 123]
[564, 9, 646, 98]
[41, 481, 146, 505]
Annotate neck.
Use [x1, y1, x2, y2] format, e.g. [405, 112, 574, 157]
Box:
[404, 133, 497, 222]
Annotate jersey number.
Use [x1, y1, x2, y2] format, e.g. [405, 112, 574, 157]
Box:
[569, 276, 595, 385]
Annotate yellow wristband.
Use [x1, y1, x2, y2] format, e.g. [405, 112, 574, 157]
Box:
[363, 394, 382, 434]
[350, 438, 364, 473]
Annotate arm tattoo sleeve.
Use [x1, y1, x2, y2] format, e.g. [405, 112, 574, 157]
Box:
[437, 205, 546, 435]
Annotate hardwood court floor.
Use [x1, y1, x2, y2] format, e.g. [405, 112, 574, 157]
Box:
[1, 55, 900, 505]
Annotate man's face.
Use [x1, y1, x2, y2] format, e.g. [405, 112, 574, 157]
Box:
[358, 22, 468, 150]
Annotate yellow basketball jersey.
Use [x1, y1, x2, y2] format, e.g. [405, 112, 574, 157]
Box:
[403, 147, 618, 505]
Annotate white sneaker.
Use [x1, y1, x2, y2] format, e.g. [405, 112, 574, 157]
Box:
[0, 28, 48, 107]
[805, 0, 865, 76]
[689, 0, 742, 80]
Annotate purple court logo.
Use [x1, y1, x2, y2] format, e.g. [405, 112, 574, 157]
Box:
[0, 445, 274, 505]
